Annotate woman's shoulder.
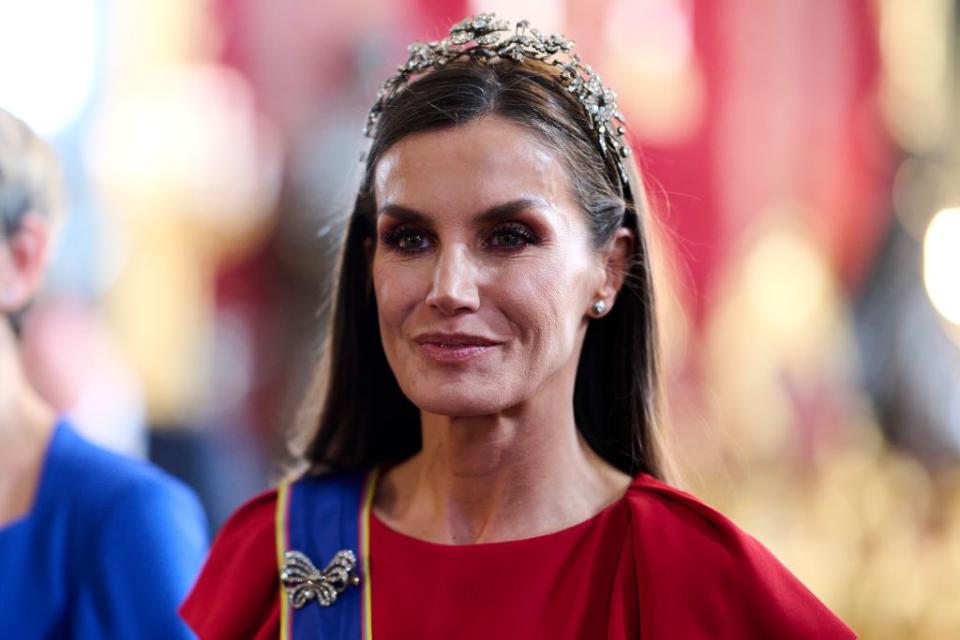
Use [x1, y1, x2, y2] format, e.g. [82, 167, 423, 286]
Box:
[623, 473, 856, 639]
[180, 470, 368, 639]
[180, 487, 280, 640]
[624, 472, 756, 543]
[198, 487, 279, 579]
[44, 420, 208, 571]
[48, 420, 203, 520]
[205, 486, 280, 550]
[36, 420, 208, 637]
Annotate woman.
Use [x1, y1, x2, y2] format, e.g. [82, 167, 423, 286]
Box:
[182, 14, 856, 639]
[0, 108, 208, 638]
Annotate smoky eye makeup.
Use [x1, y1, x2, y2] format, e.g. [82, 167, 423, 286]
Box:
[483, 222, 542, 249]
[379, 223, 434, 254]
[379, 221, 544, 255]
[375, 200, 554, 255]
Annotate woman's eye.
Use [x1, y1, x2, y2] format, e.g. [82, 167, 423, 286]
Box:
[381, 226, 432, 253]
[487, 224, 538, 249]
[397, 231, 428, 251]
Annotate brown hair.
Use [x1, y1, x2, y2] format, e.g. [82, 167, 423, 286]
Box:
[296, 59, 668, 479]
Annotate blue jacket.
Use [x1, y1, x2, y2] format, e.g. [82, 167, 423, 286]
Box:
[0, 420, 208, 639]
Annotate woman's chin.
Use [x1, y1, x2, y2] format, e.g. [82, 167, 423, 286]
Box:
[404, 386, 514, 418]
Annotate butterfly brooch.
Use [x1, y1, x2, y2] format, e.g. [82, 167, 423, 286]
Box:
[280, 549, 360, 608]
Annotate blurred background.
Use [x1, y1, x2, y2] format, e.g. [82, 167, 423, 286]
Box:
[1, 0, 957, 636]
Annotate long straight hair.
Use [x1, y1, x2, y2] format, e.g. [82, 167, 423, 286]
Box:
[297, 60, 669, 480]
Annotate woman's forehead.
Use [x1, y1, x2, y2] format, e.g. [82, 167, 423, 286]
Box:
[373, 117, 574, 217]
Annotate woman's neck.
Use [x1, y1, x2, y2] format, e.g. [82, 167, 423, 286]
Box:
[373, 400, 632, 545]
[0, 324, 57, 526]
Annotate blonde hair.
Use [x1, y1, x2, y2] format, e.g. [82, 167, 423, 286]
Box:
[0, 108, 65, 236]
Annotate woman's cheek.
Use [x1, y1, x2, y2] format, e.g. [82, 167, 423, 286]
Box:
[375, 285, 405, 348]
[375, 267, 416, 317]
[526, 260, 589, 346]
[495, 270, 555, 339]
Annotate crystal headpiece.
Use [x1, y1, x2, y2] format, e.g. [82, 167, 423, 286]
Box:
[364, 12, 632, 186]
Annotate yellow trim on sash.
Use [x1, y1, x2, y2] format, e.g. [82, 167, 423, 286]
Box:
[275, 480, 292, 640]
[360, 468, 380, 640]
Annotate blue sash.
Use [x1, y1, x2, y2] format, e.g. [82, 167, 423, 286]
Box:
[275, 469, 378, 640]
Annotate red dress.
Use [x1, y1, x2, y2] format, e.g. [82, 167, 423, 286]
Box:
[181, 473, 856, 639]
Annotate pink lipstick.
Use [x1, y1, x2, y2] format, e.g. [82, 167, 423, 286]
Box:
[413, 333, 500, 363]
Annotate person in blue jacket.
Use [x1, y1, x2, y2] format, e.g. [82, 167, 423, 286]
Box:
[0, 107, 209, 638]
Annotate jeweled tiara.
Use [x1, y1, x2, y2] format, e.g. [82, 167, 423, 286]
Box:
[364, 12, 632, 185]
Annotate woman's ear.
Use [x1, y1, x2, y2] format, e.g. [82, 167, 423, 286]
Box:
[0, 214, 51, 313]
[599, 227, 635, 302]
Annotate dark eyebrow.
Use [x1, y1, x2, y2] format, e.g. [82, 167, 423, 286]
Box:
[377, 197, 550, 224]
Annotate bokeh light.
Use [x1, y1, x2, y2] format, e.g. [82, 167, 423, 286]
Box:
[0, 0, 97, 136]
[923, 207, 960, 326]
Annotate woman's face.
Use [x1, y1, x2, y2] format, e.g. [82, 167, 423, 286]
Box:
[372, 115, 611, 417]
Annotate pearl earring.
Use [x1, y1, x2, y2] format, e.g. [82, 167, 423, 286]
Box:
[592, 300, 606, 315]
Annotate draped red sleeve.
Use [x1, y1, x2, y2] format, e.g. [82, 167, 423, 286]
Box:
[626, 474, 855, 638]
[179, 489, 281, 640]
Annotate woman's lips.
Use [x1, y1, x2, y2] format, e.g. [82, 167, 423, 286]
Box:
[413, 334, 500, 363]
[418, 343, 496, 362]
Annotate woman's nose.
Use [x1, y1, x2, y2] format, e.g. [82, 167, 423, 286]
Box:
[425, 246, 479, 315]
